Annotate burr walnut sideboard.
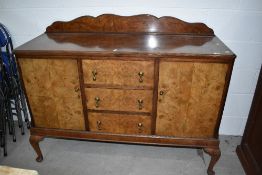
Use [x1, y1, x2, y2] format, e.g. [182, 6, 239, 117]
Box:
[15, 14, 236, 175]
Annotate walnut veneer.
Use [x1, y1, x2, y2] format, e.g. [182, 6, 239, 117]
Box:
[83, 60, 154, 87]
[157, 62, 228, 138]
[19, 59, 85, 130]
[15, 14, 236, 175]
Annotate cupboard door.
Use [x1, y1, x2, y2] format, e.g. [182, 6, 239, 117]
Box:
[19, 59, 85, 130]
[156, 61, 228, 138]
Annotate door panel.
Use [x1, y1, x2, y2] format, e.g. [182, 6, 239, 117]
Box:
[156, 61, 228, 138]
[19, 59, 85, 130]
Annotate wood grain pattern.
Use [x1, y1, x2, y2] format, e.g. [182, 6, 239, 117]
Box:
[82, 59, 154, 87]
[46, 14, 214, 35]
[85, 88, 153, 113]
[19, 59, 85, 130]
[88, 113, 151, 135]
[156, 61, 228, 138]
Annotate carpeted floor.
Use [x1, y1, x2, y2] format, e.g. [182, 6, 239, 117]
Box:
[0, 128, 245, 175]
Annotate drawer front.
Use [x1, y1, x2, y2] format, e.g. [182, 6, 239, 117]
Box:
[88, 112, 151, 135]
[86, 88, 153, 113]
[82, 60, 154, 87]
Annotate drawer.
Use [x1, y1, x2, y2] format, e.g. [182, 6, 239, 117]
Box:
[85, 88, 153, 113]
[82, 60, 154, 87]
[88, 112, 151, 135]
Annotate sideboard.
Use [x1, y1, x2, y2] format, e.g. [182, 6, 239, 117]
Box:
[15, 14, 236, 175]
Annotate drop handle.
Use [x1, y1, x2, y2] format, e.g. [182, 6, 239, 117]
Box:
[74, 87, 80, 92]
[97, 120, 102, 130]
[137, 99, 144, 110]
[138, 71, 144, 83]
[137, 123, 143, 133]
[95, 97, 100, 108]
[92, 69, 97, 81]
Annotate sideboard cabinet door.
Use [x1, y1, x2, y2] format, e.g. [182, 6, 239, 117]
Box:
[19, 59, 85, 130]
[156, 61, 228, 138]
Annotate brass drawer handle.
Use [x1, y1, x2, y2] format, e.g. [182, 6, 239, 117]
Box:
[138, 71, 144, 83]
[137, 123, 143, 133]
[97, 120, 102, 130]
[95, 96, 100, 108]
[92, 69, 97, 81]
[74, 87, 80, 92]
[137, 99, 143, 110]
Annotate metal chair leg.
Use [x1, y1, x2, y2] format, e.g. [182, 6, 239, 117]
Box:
[15, 96, 25, 135]
[20, 91, 30, 129]
[7, 100, 16, 142]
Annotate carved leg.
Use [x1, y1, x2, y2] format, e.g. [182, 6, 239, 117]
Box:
[29, 135, 44, 162]
[203, 147, 221, 175]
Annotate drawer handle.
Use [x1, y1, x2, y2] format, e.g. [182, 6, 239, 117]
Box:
[137, 123, 143, 133]
[138, 71, 144, 83]
[137, 99, 143, 110]
[95, 97, 100, 108]
[97, 120, 102, 130]
[159, 90, 164, 96]
[74, 87, 80, 92]
[92, 69, 97, 81]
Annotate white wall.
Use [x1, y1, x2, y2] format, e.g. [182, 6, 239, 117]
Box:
[0, 0, 261, 136]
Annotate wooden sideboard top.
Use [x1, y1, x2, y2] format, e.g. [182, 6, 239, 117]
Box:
[15, 33, 235, 58]
[14, 14, 235, 59]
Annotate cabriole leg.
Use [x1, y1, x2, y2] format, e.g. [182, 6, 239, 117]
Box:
[203, 147, 221, 175]
[29, 135, 44, 162]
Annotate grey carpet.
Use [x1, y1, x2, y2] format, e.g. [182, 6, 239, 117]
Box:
[0, 128, 245, 175]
